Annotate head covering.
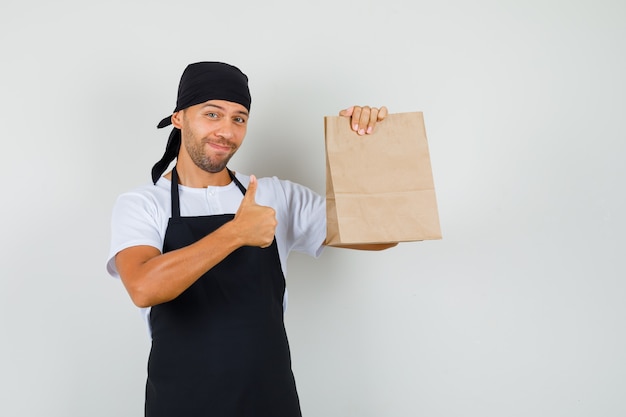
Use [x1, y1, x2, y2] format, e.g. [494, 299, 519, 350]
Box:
[151, 61, 251, 184]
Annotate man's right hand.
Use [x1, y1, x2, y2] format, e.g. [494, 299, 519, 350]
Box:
[115, 174, 278, 308]
[233, 175, 277, 248]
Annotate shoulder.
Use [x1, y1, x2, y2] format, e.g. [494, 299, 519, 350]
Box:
[234, 173, 320, 201]
[123, 178, 170, 198]
[112, 179, 171, 217]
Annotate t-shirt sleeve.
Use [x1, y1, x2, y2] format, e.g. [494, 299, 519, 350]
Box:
[277, 179, 326, 258]
[106, 191, 166, 278]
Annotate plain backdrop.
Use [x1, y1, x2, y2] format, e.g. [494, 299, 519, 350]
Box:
[1, 0, 625, 416]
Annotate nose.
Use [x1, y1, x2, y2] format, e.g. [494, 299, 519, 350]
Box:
[215, 120, 234, 139]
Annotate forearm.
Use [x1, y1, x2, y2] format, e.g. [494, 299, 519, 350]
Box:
[117, 221, 244, 308]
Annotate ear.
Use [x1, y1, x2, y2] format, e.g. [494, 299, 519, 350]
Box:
[171, 111, 184, 129]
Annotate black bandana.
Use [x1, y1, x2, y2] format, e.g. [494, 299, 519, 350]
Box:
[151, 62, 251, 184]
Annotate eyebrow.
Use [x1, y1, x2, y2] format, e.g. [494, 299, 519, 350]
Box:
[201, 103, 249, 116]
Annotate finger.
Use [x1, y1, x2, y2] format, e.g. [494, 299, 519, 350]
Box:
[365, 106, 388, 134]
[351, 106, 362, 132]
[338, 106, 354, 117]
[366, 108, 379, 134]
[242, 175, 257, 204]
[377, 106, 388, 121]
[356, 106, 371, 135]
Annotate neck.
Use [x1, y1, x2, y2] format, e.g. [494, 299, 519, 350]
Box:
[166, 158, 232, 188]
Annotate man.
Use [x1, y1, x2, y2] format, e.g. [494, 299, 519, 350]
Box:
[107, 61, 390, 417]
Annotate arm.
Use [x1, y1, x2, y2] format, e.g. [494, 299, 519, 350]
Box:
[115, 175, 276, 308]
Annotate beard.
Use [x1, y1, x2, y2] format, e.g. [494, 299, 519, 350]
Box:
[183, 133, 237, 173]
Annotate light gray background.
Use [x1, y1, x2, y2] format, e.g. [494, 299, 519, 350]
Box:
[1, 0, 624, 416]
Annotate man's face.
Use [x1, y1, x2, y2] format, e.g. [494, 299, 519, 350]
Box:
[174, 99, 249, 173]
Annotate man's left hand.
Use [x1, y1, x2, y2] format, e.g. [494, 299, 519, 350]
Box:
[339, 105, 388, 136]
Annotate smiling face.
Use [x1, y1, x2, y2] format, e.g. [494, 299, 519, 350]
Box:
[172, 99, 249, 174]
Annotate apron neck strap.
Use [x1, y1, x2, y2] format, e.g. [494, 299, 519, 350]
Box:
[170, 166, 247, 219]
[170, 166, 182, 218]
[229, 171, 247, 195]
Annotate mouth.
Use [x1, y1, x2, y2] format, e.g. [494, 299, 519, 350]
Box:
[206, 141, 234, 153]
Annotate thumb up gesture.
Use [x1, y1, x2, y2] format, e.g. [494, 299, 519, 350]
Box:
[233, 175, 277, 248]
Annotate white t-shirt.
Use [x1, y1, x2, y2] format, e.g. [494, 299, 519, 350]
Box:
[107, 172, 326, 333]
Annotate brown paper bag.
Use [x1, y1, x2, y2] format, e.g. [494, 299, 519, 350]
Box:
[325, 111, 442, 246]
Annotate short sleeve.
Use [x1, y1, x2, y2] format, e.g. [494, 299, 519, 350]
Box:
[106, 190, 168, 278]
[278, 179, 326, 258]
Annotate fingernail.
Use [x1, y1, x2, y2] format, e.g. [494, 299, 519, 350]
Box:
[366, 126, 373, 134]
[358, 128, 365, 135]
[353, 124, 358, 131]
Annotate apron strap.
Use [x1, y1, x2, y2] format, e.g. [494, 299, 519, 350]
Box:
[170, 166, 247, 219]
[171, 166, 181, 219]
[229, 170, 247, 195]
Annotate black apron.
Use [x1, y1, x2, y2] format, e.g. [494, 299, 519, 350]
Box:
[145, 167, 302, 417]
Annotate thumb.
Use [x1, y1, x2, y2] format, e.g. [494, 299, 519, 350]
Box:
[242, 174, 258, 205]
[339, 106, 354, 117]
